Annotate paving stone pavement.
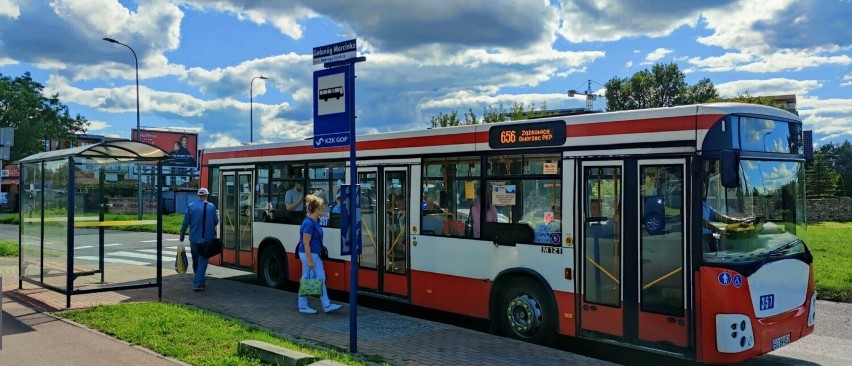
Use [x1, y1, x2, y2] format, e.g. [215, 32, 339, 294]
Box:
[1, 257, 616, 366]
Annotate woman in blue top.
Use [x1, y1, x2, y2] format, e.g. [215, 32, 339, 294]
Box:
[297, 194, 343, 314]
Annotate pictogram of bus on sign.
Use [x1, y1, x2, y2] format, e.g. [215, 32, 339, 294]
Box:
[319, 86, 344, 101]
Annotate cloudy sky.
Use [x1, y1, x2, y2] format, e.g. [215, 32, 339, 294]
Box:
[1, 0, 850, 149]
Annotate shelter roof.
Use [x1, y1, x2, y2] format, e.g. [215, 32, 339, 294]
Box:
[18, 140, 172, 164]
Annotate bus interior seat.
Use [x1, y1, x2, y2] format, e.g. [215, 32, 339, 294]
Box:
[422, 214, 445, 235]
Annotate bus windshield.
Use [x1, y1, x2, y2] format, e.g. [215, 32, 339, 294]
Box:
[702, 159, 806, 263]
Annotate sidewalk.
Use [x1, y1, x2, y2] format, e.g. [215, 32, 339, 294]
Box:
[1, 257, 615, 366]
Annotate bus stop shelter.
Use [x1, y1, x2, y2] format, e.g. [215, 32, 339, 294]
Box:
[17, 140, 172, 307]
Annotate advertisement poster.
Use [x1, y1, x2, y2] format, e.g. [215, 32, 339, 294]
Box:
[491, 184, 516, 206]
[133, 129, 198, 167]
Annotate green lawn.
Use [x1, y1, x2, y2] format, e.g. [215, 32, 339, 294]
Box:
[59, 302, 387, 366]
[0, 239, 18, 256]
[807, 222, 852, 301]
[0, 213, 186, 234]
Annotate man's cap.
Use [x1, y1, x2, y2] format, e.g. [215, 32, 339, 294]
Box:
[197, 188, 209, 195]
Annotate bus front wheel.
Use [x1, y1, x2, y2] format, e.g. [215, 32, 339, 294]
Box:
[258, 246, 287, 289]
[499, 277, 555, 345]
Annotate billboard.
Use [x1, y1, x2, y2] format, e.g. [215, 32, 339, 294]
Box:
[132, 129, 198, 167]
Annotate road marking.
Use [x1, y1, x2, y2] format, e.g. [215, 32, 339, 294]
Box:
[105, 243, 122, 247]
[75, 256, 148, 266]
[76, 245, 94, 249]
[140, 240, 158, 243]
[111, 251, 172, 262]
[138, 249, 176, 254]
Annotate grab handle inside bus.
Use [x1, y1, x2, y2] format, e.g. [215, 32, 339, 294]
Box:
[720, 149, 740, 188]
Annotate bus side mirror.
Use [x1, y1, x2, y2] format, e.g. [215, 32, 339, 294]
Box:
[720, 150, 739, 188]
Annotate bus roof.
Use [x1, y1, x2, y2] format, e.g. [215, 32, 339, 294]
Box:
[203, 103, 800, 164]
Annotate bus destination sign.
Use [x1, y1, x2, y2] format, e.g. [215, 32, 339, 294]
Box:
[488, 120, 567, 149]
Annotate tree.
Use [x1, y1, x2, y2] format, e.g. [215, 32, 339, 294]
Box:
[816, 141, 852, 196]
[429, 102, 558, 128]
[710, 93, 785, 109]
[0, 72, 89, 162]
[605, 63, 718, 111]
[429, 110, 461, 128]
[805, 149, 841, 198]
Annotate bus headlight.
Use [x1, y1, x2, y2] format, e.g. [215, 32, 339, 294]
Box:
[716, 314, 754, 353]
[807, 293, 817, 327]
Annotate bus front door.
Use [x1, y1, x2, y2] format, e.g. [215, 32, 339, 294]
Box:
[219, 170, 253, 269]
[578, 159, 689, 353]
[357, 166, 410, 298]
[579, 162, 625, 338]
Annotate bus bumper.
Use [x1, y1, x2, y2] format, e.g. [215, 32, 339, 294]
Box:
[698, 265, 815, 364]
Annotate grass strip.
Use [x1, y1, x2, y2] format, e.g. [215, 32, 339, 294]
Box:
[0, 239, 18, 256]
[58, 302, 387, 366]
[1, 213, 186, 234]
[807, 222, 852, 301]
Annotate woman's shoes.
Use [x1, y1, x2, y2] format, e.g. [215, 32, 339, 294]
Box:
[323, 303, 342, 313]
[298, 304, 342, 314]
[298, 306, 318, 314]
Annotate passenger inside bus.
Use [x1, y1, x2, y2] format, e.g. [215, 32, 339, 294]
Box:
[280, 182, 305, 224]
[702, 170, 752, 252]
[422, 193, 443, 214]
[470, 190, 497, 238]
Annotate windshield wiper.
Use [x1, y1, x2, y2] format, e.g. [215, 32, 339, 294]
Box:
[766, 239, 802, 257]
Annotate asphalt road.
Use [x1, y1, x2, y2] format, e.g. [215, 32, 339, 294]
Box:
[2, 223, 850, 365]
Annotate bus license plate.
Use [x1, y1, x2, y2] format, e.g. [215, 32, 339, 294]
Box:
[771, 334, 791, 350]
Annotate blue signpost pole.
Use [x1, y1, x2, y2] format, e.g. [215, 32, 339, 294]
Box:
[321, 55, 365, 353]
[346, 60, 359, 353]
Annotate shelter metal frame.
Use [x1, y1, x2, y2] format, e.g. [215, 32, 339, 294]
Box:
[17, 140, 172, 308]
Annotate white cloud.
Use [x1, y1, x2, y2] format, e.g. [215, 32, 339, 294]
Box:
[205, 133, 242, 149]
[86, 120, 111, 132]
[0, 56, 17, 66]
[697, 0, 794, 54]
[0, 0, 20, 19]
[625, 61, 633, 68]
[715, 78, 821, 97]
[688, 50, 851, 73]
[842, 74, 852, 87]
[557, 0, 724, 42]
[798, 96, 852, 142]
[182, 1, 316, 40]
[643, 48, 673, 64]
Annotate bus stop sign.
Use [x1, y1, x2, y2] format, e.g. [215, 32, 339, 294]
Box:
[313, 66, 352, 148]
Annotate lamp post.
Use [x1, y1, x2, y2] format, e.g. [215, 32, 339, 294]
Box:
[250, 75, 268, 143]
[103, 37, 143, 219]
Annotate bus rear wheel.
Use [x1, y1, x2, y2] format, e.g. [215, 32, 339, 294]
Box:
[499, 277, 555, 345]
[258, 246, 287, 289]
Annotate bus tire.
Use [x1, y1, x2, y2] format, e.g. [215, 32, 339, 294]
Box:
[258, 246, 287, 289]
[498, 277, 556, 345]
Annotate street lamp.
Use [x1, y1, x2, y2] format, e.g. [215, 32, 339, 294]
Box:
[103, 37, 143, 219]
[250, 75, 268, 143]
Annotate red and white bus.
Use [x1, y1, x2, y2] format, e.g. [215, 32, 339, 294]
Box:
[200, 103, 814, 363]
